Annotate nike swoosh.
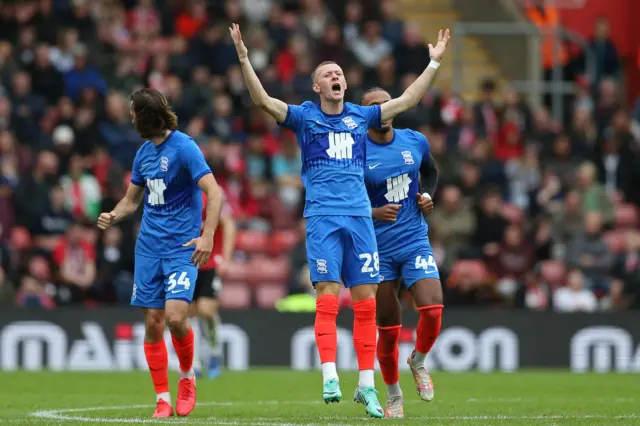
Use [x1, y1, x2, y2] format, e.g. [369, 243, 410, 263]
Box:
[368, 163, 382, 170]
[370, 273, 379, 278]
[170, 290, 183, 294]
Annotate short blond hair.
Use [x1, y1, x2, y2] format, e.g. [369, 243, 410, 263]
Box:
[311, 61, 337, 82]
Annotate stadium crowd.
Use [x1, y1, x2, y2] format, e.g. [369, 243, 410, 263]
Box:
[0, 0, 639, 312]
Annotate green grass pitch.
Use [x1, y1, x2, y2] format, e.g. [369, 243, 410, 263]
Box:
[1, 369, 638, 425]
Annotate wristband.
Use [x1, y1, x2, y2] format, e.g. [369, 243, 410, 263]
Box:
[422, 193, 432, 200]
[428, 60, 440, 70]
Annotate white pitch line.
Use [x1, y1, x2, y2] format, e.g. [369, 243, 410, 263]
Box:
[27, 400, 640, 424]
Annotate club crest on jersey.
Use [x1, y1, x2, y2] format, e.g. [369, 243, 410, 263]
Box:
[160, 157, 169, 172]
[342, 116, 357, 130]
[401, 151, 414, 165]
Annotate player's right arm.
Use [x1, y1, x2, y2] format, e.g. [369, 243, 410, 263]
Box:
[372, 204, 402, 223]
[97, 151, 146, 230]
[229, 23, 288, 123]
[97, 183, 145, 230]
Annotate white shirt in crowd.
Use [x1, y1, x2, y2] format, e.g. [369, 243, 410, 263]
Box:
[553, 287, 598, 313]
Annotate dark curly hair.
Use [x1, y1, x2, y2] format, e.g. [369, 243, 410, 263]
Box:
[130, 88, 178, 140]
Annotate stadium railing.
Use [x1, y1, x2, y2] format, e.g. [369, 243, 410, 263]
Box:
[452, 22, 595, 120]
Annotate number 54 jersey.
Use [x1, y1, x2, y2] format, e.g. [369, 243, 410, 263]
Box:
[364, 128, 440, 287]
[129, 130, 212, 308]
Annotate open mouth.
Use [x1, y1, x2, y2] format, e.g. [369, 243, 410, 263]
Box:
[331, 83, 341, 93]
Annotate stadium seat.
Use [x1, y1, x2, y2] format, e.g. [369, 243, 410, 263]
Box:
[615, 204, 638, 229]
[268, 229, 299, 255]
[246, 256, 290, 284]
[224, 260, 249, 282]
[501, 203, 524, 223]
[220, 282, 252, 309]
[540, 260, 566, 286]
[235, 229, 268, 253]
[450, 259, 489, 282]
[255, 283, 287, 309]
[603, 230, 627, 254]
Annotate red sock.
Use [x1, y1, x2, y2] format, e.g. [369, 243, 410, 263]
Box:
[314, 294, 339, 363]
[171, 327, 194, 373]
[352, 298, 377, 371]
[377, 325, 401, 385]
[144, 340, 169, 394]
[416, 305, 443, 354]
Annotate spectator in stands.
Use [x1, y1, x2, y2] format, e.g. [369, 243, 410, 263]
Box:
[553, 268, 597, 313]
[0, 264, 15, 307]
[567, 105, 597, 158]
[28, 44, 64, 105]
[393, 22, 429, 77]
[32, 184, 74, 253]
[505, 144, 541, 212]
[14, 150, 59, 230]
[514, 266, 551, 311]
[63, 43, 106, 102]
[575, 161, 614, 225]
[428, 185, 476, 260]
[488, 224, 536, 283]
[551, 190, 584, 245]
[272, 134, 303, 211]
[611, 231, 640, 309]
[59, 154, 101, 222]
[351, 20, 392, 70]
[545, 133, 580, 187]
[473, 79, 499, 141]
[567, 212, 613, 291]
[594, 136, 635, 202]
[52, 221, 96, 304]
[472, 187, 509, 258]
[16, 255, 55, 309]
[584, 17, 620, 83]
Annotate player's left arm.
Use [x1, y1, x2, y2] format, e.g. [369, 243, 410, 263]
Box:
[380, 29, 450, 123]
[180, 141, 223, 267]
[218, 213, 237, 276]
[417, 153, 439, 216]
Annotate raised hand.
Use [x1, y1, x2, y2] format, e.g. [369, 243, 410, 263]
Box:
[228, 23, 248, 61]
[428, 29, 451, 62]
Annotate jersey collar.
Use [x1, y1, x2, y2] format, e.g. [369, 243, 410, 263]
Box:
[367, 129, 396, 146]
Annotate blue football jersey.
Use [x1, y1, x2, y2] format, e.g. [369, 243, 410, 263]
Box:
[364, 128, 430, 251]
[130, 130, 212, 258]
[281, 101, 381, 217]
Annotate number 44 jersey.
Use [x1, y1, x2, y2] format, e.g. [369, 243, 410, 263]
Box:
[364, 128, 439, 286]
[130, 130, 212, 259]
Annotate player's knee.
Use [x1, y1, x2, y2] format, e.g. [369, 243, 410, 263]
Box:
[144, 311, 165, 342]
[165, 311, 189, 335]
[376, 306, 401, 328]
[412, 279, 443, 307]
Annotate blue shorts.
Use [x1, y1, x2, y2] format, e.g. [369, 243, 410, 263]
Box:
[306, 215, 379, 287]
[132, 254, 198, 309]
[379, 242, 440, 288]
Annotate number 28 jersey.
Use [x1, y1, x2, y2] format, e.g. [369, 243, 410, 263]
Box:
[281, 101, 381, 218]
[130, 130, 212, 259]
[364, 128, 431, 252]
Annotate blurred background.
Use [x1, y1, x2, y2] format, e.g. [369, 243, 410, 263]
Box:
[1, 0, 640, 322]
